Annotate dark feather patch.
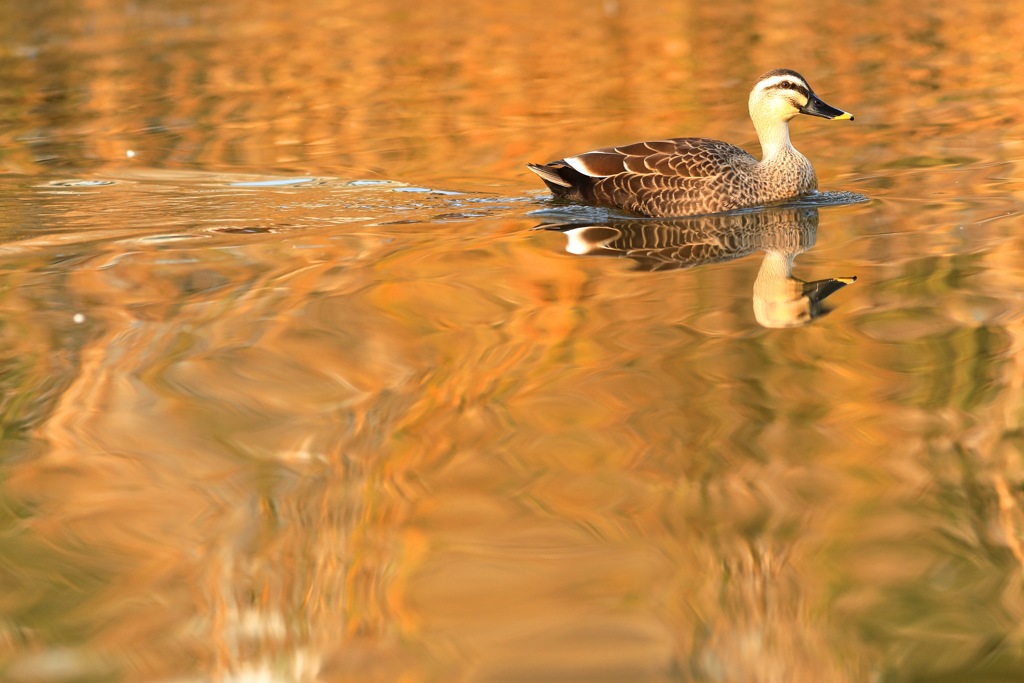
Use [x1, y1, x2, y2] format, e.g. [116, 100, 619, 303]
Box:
[566, 151, 627, 177]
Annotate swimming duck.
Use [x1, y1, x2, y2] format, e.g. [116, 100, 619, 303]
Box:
[528, 69, 853, 217]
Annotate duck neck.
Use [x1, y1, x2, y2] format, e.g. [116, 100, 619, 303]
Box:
[753, 117, 797, 163]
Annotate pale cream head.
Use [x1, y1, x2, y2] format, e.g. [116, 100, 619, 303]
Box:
[748, 70, 814, 123]
[748, 68, 854, 123]
[746, 68, 853, 159]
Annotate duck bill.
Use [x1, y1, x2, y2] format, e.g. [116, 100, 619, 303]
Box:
[800, 93, 854, 120]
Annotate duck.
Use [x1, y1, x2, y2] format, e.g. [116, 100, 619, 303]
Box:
[527, 69, 853, 218]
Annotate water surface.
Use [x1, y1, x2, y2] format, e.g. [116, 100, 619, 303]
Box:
[2, 2, 1024, 682]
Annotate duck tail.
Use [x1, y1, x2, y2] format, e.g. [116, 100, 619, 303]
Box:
[527, 162, 574, 193]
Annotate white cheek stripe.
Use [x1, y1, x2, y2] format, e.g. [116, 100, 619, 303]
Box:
[755, 75, 810, 98]
[754, 76, 811, 108]
[757, 74, 804, 90]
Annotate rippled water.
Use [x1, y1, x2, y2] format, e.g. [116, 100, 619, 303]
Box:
[3, 1, 1024, 682]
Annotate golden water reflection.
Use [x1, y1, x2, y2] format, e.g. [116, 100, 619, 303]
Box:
[1, 191, 1023, 681]
[539, 206, 858, 328]
[2, 0, 1024, 682]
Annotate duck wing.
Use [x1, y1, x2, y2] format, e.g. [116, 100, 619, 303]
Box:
[563, 138, 754, 179]
[529, 138, 757, 217]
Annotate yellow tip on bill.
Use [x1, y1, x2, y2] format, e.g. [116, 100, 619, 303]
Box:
[834, 111, 854, 121]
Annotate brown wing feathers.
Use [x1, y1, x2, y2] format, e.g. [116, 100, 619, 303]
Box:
[527, 138, 754, 215]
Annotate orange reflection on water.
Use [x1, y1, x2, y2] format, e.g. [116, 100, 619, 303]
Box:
[3, 1, 1024, 682]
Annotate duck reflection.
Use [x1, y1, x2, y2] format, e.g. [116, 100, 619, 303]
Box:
[539, 207, 855, 328]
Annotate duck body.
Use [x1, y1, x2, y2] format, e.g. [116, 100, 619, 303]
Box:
[528, 69, 853, 218]
[528, 136, 815, 217]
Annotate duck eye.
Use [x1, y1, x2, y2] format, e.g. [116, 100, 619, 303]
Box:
[780, 81, 794, 90]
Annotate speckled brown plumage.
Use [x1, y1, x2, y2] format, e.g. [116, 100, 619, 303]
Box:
[528, 69, 853, 218]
